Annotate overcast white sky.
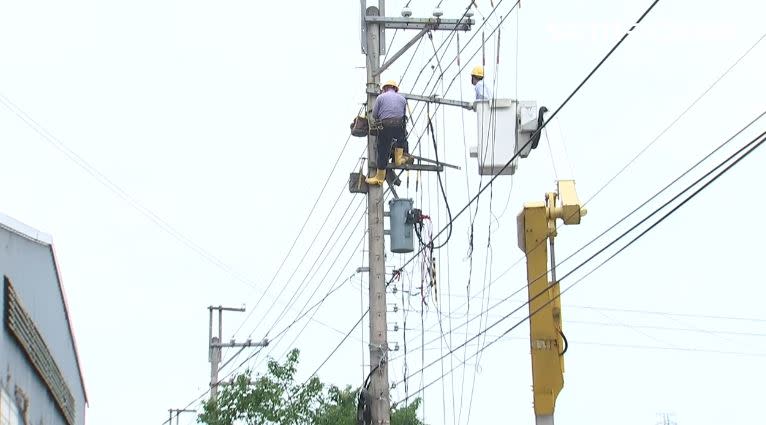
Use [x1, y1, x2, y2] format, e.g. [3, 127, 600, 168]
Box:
[1, 0, 766, 424]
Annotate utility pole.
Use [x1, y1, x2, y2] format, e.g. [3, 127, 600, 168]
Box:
[359, 2, 473, 423]
[208, 305, 269, 402]
[657, 413, 677, 425]
[168, 409, 195, 425]
[363, 4, 389, 424]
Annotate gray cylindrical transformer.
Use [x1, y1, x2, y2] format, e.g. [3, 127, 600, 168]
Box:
[389, 198, 414, 253]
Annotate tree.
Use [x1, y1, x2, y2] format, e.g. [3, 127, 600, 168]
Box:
[199, 349, 323, 425]
[198, 349, 423, 425]
[315, 385, 422, 425]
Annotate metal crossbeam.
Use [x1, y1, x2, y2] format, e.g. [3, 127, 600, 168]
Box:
[408, 154, 461, 170]
[365, 16, 474, 31]
[375, 26, 430, 76]
[387, 163, 444, 172]
[211, 338, 269, 348]
[400, 92, 475, 110]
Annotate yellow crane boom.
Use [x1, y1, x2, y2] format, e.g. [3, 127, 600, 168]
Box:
[517, 180, 587, 425]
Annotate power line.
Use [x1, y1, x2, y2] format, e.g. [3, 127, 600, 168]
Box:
[403, 16, 762, 363]
[396, 110, 766, 366]
[392, 109, 766, 364]
[232, 134, 359, 337]
[233, 146, 367, 338]
[158, 347, 267, 425]
[473, 34, 766, 322]
[306, 308, 370, 383]
[273, 224, 369, 362]
[396, 126, 766, 400]
[257, 195, 367, 339]
[219, 219, 370, 380]
[233, 198, 368, 369]
[0, 93, 261, 290]
[583, 30, 766, 207]
[570, 305, 766, 323]
[415, 335, 766, 358]
[219, 183, 364, 367]
[239, 191, 364, 343]
[413, 318, 766, 339]
[392, 0, 663, 287]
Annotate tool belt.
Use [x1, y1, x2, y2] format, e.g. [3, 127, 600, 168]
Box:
[380, 117, 405, 128]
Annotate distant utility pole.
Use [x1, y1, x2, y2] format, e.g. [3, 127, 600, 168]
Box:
[657, 413, 677, 425]
[359, 2, 473, 423]
[208, 305, 269, 401]
[167, 409, 195, 425]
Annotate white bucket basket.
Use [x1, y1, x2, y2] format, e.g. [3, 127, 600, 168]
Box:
[470, 99, 539, 176]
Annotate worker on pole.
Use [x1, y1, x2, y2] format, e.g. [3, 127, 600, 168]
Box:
[366, 79, 411, 185]
[470, 65, 493, 101]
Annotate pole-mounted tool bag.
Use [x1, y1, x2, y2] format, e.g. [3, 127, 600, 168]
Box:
[350, 115, 369, 137]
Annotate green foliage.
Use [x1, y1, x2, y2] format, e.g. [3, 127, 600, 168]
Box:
[314, 385, 356, 425]
[198, 349, 423, 425]
[199, 349, 323, 425]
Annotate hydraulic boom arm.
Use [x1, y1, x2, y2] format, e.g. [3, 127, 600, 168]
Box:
[517, 180, 587, 425]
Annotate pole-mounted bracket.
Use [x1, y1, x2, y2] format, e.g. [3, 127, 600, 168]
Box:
[212, 338, 269, 348]
[364, 16, 474, 31]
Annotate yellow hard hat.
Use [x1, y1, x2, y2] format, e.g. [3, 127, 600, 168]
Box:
[470, 65, 484, 78]
[382, 80, 399, 91]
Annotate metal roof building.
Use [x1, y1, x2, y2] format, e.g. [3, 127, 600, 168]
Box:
[0, 213, 87, 425]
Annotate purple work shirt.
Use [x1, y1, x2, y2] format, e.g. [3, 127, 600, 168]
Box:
[372, 89, 407, 121]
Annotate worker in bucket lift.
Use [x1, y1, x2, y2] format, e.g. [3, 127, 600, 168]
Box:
[470, 65, 493, 101]
[366, 79, 412, 186]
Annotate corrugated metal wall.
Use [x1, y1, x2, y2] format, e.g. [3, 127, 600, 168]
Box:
[0, 227, 86, 425]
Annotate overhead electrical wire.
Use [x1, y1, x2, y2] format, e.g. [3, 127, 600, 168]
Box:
[392, 110, 766, 377]
[218, 186, 366, 368]
[0, 93, 262, 291]
[389, 1, 639, 411]
[235, 152, 366, 339]
[305, 309, 370, 383]
[220, 196, 370, 375]
[164, 0, 766, 417]
[390, 0, 663, 296]
[582, 30, 766, 208]
[214, 5, 760, 420]
[403, 0, 520, 137]
[390, 107, 766, 364]
[232, 141, 364, 337]
[412, 335, 766, 358]
[0, 75, 379, 425]
[394, 83, 763, 414]
[475, 29, 766, 318]
[395, 126, 766, 400]
[243, 199, 368, 368]
[570, 305, 766, 323]
[257, 195, 367, 337]
[0, 93, 386, 397]
[275, 225, 369, 361]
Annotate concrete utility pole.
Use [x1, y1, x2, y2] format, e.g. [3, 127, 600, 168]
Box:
[168, 409, 195, 425]
[363, 5, 389, 424]
[657, 413, 677, 425]
[359, 2, 473, 423]
[208, 305, 269, 402]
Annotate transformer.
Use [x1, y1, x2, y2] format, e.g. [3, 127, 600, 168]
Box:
[388, 198, 414, 253]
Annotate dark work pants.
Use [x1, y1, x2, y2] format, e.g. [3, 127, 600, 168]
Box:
[376, 125, 407, 169]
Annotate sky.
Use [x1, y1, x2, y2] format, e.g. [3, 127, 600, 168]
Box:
[1, 0, 765, 424]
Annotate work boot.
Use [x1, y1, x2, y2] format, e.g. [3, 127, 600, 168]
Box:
[365, 169, 386, 185]
[394, 148, 413, 166]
